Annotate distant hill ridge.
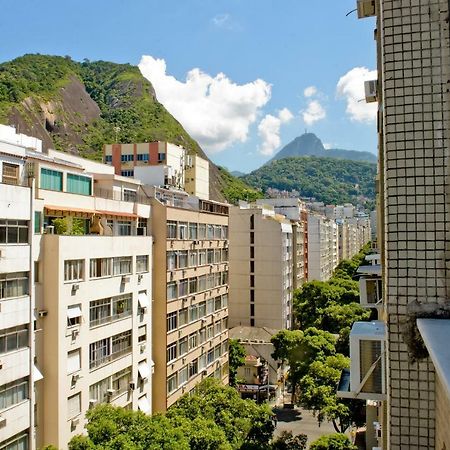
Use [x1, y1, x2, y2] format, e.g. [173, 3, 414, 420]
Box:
[270, 133, 377, 163]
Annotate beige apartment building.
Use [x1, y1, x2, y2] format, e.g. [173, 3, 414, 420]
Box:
[104, 141, 210, 199]
[228, 202, 293, 330]
[149, 187, 229, 412]
[340, 0, 450, 448]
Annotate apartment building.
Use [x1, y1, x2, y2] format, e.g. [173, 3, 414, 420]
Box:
[149, 187, 229, 412]
[0, 126, 40, 450]
[228, 203, 293, 330]
[307, 213, 338, 281]
[340, 0, 450, 448]
[104, 141, 210, 199]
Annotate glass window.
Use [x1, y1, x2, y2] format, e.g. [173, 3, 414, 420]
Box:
[167, 251, 177, 271]
[207, 225, 214, 239]
[2, 163, 19, 185]
[121, 154, 134, 162]
[67, 349, 81, 374]
[0, 432, 29, 450]
[206, 299, 214, 315]
[179, 337, 188, 356]
[189, 277, 197, 295]
[0, 220, 28, 244]
[0, 325, 28, 355]
[189, 305, 198, 323]
[189, 251, 198, 267]
[199, 353, 206, 370]
[123, 189, 137, 202]
[67, 304, 82, 327]
[117, 221, 132, 236]
[167, 282, 177, 300]
[136, 255, 149, 273]
[167, 373, 177, 394]
[64, 259, 84, 282]
[189, 359, 198, 378]
[198, 223, 206, 239]
[198, 250, 206, 266]
[121, 170, 134, 177]
[105, 155, 112, 163]
[178, 308, 188, 326]
[214, 225, 221, 239]
[112, 367, 132, 395]
[178, 222, 188, 240]
[167, 343, 177, 362]
[189, 223, 198, 240]
[179, 366, 189, 386]
[137, 154, 149, 161]
[198, 275, 206, 292]
[68, 393, 81, 418]
[67, 173, 92, 196]
[178, 251, 188, 268]
[167, 312, 177, 332]
[90, 258, 112, 278]
[207, 249, 214, 264]
[179, 279, 188, 298]
[40, 168, 62, 191]
[167, 221, 177, 239]
[0, 378, 28, 410]
[214, 296, 222, 312]
[207, 349, 214, 365]
[189, 332, 198, 350]
[34, 212, 42, 234]
[89, 376, 109, 404]
[199, 328, 206, 344]
[0, 272, 29, 299]
[198, 301, 206, 318]
[113, 257, 132, 275]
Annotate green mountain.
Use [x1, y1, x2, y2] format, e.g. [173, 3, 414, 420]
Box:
[0, 54, 256, 203]
[242, 156, 376, 206]
[271, 132, 377, 163]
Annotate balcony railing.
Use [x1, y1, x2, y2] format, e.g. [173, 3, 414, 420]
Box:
[93, 186, 151, 205]
[90, 310, 132, 328]
[89, 346, 132, 370]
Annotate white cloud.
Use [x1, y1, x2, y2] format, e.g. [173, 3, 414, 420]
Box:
[323, 142, 332, 149]
[138, 55, 271, 153]
[302, 100, 326, 126]
[303, 86, 317, 98]
[211, 13, 236, 30]
[257, 108, 293, 156]
[336, 67, 377, 123]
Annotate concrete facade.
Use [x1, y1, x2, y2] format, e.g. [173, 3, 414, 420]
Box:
[185, 155, 210, 200]
[228, 203, 293, 330]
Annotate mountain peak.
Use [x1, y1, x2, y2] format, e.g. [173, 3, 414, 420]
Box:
[270, 132, 377, 164]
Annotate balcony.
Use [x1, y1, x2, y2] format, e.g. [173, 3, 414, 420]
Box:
[89, 346, 132, 370]
[93, 186, 151, 205]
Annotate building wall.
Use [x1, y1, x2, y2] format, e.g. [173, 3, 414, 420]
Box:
[228, 206, 293, 330]
[435, 375, 450, 450]
[151, 200, 229, 412]
[185, 155, 209, 200]
[379, 0, 450, 447]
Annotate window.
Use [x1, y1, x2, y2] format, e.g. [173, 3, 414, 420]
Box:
[178, 308, 188, 326]
[105, 155, 112, 163]
[167, 373, 177, 394]
[214, 344, 221, 360]
[189, 332, 198, 350]
[167, 312, 177, 332]
[136, 255, 149, 273]
[214, 225, 221, 239]
[189, 223, 198, 240]
[207, 349, 214, 365]
[121, 170, 134, 177]
[137, 154, 149, 161]
[250, 246, 254, 258]
[167, 251, 177, 271]
[178, 222, 188, 240]
[250, 303, 255, 317]
[0, 432, 29, 450]
[67, 304, 82, 327]
[121, 154, 134, 162]
[222, 294, 228, 308]
[221, 226, 228, 239]
[250, 261, 254, 273]
[0, 220, 28, 244]
[189, 251, 198, 267]
[199, 328, 206, 344]
[112, 367, 132, 395]
[90, 258, 112, 278]
[89, 331, 132, 369]
[0, 378, 28, 410]
[111, 330, 132, 355]
[138, 325, 147, 343]
[0, 325, 28, 355]
[198, 301, 206, 318]
[89, 377, 109, 404]
[179, 366, 189, 386]
[123, 189, 137, 202]
[118, 221, 132, 236]
[167, 282, 177, 300]
[198, 250, 206, 266]
[188, 277, 197, 294]
[199, 354, 206, 370]
[167, 221, 177, 239]
[214, 296, 222, 312]
[113, 257, 132, 275]
[206, 299, 214, 315]
[67, 173, 92, 195]
[189, 359, 198, 378]
[40, 168, 62, 191]
[198, 223, 206, 239]
[34, 212, 42, 234]
[68, 393, 81, 418]
[64, 259, 84, 282]
[207, 224, 214, 239]
[198, 275, 206, 292]
[67, 349, 81, 374]
[179, 337, 188, 356]
[179, 279, 188, 297]
[2, 163, 19, 185]
[167, 343, 177, 362]
[207, 249, 214, 264]
[158, 152, 165, 162]
[90, 298, 110, 327]
[178, 251, 188, 268]
[189, 305, 198, 322]
[221, 341, 228, 355]
[214, 249, 221, 264]
[215, 321, 222, 336]
[0, 272, 28, 299]
[207, 325, 213, 340]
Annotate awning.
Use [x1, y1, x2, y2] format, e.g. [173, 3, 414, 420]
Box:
[138, 293, 149, 308]
[33, 364, 44, 381]
[67, 305, 82, 319]
[138, 361, 150, 380]
[45, 205, 96, 214]
[96, 210, 138, 219]
[138, 396, 151, 413]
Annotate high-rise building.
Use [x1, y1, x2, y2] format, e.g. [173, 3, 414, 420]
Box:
[228, 202, 293, 330]
[149, 187, 229, 412]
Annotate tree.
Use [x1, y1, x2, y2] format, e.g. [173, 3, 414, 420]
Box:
[309, 433, 356, 450]
[271, 431, 308, 450]
[228, 339, 246, 386]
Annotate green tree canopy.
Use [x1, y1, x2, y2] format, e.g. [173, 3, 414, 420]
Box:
[309, 433, 356, 450]
[228, 339, 246, 387]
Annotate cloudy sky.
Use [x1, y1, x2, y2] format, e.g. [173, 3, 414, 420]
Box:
[1, 0, 377, 173]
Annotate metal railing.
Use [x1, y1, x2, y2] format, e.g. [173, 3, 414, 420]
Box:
[93, 186, 151, 205]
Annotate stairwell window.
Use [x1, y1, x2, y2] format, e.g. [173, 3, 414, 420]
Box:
[64, 259, 84, 282]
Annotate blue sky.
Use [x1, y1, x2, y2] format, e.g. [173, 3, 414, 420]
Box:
[1, 0, 377, 173]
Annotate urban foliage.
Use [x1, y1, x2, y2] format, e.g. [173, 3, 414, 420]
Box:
[68, 378, 275, 450]
[271, 431, 307, 450]
[228, 339, 246, 386]
[272, 245, 372, 432]
[309, 433, 357, 450]
[217, 166, 264, 205]
[242, 156, 376, 207]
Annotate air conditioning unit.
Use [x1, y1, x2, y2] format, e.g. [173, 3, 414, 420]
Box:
[72, 284, 80, 292]
[357, 0, 376, 18]
[106, 389, 115, 398]
[140, 344, 146, 354]
[0, 417, 6, 428]
[122, 276, 131, 283]
[72, 329, 79, 339]
[88, 399, 98, 408]
[129, 381, 136, 390]
[349, 321, 386, 400]
[72, 373, 80, 383]
[359, 276, 382, 307]
[71, 417, 80, 427]
[364, 80, 377, 103]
